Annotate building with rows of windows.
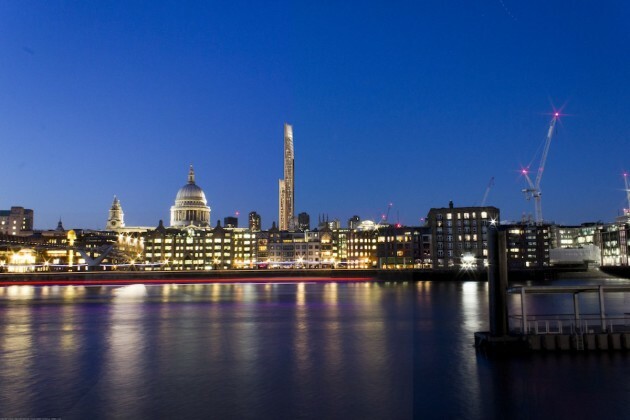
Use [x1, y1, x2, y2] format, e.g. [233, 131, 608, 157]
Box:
[503, 223, 551, 269]
[426, 202, 500, 269]
[600, 222, 629, 267]
[0, 207, 34, 236]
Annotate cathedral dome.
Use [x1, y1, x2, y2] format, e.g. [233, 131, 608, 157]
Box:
[170, 165, 211, 227]
[175, 182, 207, 205]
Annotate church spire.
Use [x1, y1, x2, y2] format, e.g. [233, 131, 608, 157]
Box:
[106, 195, 125, 230]
[188, 164, 195, 184]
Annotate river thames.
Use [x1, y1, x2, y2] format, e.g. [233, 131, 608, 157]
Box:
[1, 278, 630, 419]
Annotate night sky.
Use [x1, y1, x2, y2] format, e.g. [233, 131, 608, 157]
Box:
[1, 1, 629, 230]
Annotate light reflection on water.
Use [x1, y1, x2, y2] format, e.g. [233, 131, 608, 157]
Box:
[0, 279, 629, 419]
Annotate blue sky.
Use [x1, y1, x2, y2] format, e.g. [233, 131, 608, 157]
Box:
[1, 1, 629, 229]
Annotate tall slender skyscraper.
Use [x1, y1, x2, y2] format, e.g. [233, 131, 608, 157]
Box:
[279, 123, 295, 230]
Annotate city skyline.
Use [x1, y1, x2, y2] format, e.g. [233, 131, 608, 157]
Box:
[1, 2, 630, 229]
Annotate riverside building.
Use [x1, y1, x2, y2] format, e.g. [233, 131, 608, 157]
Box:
[426, 202, 500, 268]
[0, 206, 34, 236]
[502, 223, 551, 269]
[346, 227, 379, 269]
[548, 223, 603, 266]
[600, 222, 629, 267]
[377, 225, 432, 269]
[143, 221, 240, 270]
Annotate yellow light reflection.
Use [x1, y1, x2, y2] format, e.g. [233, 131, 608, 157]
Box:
[297, 282, 305, 306]
[6, 285, 35, 300]
[210, 283, 220, 302]
[293, 282, 311, 383]
[106, 286, 146, 418]
[0, 304, 34, 413]
[324, 282, 338, 304]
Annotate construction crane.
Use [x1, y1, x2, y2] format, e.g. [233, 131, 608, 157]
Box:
[378, 203, 393, 226]
[623, 171, 630, 216]
[480, 176, 495, 206]
[521, 112, 560, 225]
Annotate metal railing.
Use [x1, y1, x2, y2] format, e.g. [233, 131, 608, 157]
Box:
[509, 314, 630, 335]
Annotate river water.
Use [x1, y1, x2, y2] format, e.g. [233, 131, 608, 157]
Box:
[1, 278, 630, 419]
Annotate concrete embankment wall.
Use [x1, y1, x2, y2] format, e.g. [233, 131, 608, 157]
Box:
[0, 267, 597, 284]
[0, 268, 485, 283]
[599, 266, 630, 280]
[527, 333, 630, 352]
[0, 269, 379, 282]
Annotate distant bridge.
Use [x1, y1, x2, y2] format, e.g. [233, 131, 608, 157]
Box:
[0, 233, 141, 270]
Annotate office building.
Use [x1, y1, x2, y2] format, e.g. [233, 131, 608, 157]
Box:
[298, 212, 310, 231]
[224, 216, 238, 228]
[249, 211, 261, 231]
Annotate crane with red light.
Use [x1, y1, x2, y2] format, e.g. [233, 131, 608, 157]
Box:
[623, 172, 630, 216]
[378, 202, 393, 227]
[521, 112, 560, 225]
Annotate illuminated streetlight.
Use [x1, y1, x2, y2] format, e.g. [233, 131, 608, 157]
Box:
[460, 254, 476, 270]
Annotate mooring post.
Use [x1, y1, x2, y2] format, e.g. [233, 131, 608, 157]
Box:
[599, 286, 606, 332]
[488, 224, 508, 336]
[573, 293, 581, 332]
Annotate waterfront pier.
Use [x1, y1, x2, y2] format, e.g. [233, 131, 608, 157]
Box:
[476, 226, 630, 352]
[507, 285, 630, 351]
